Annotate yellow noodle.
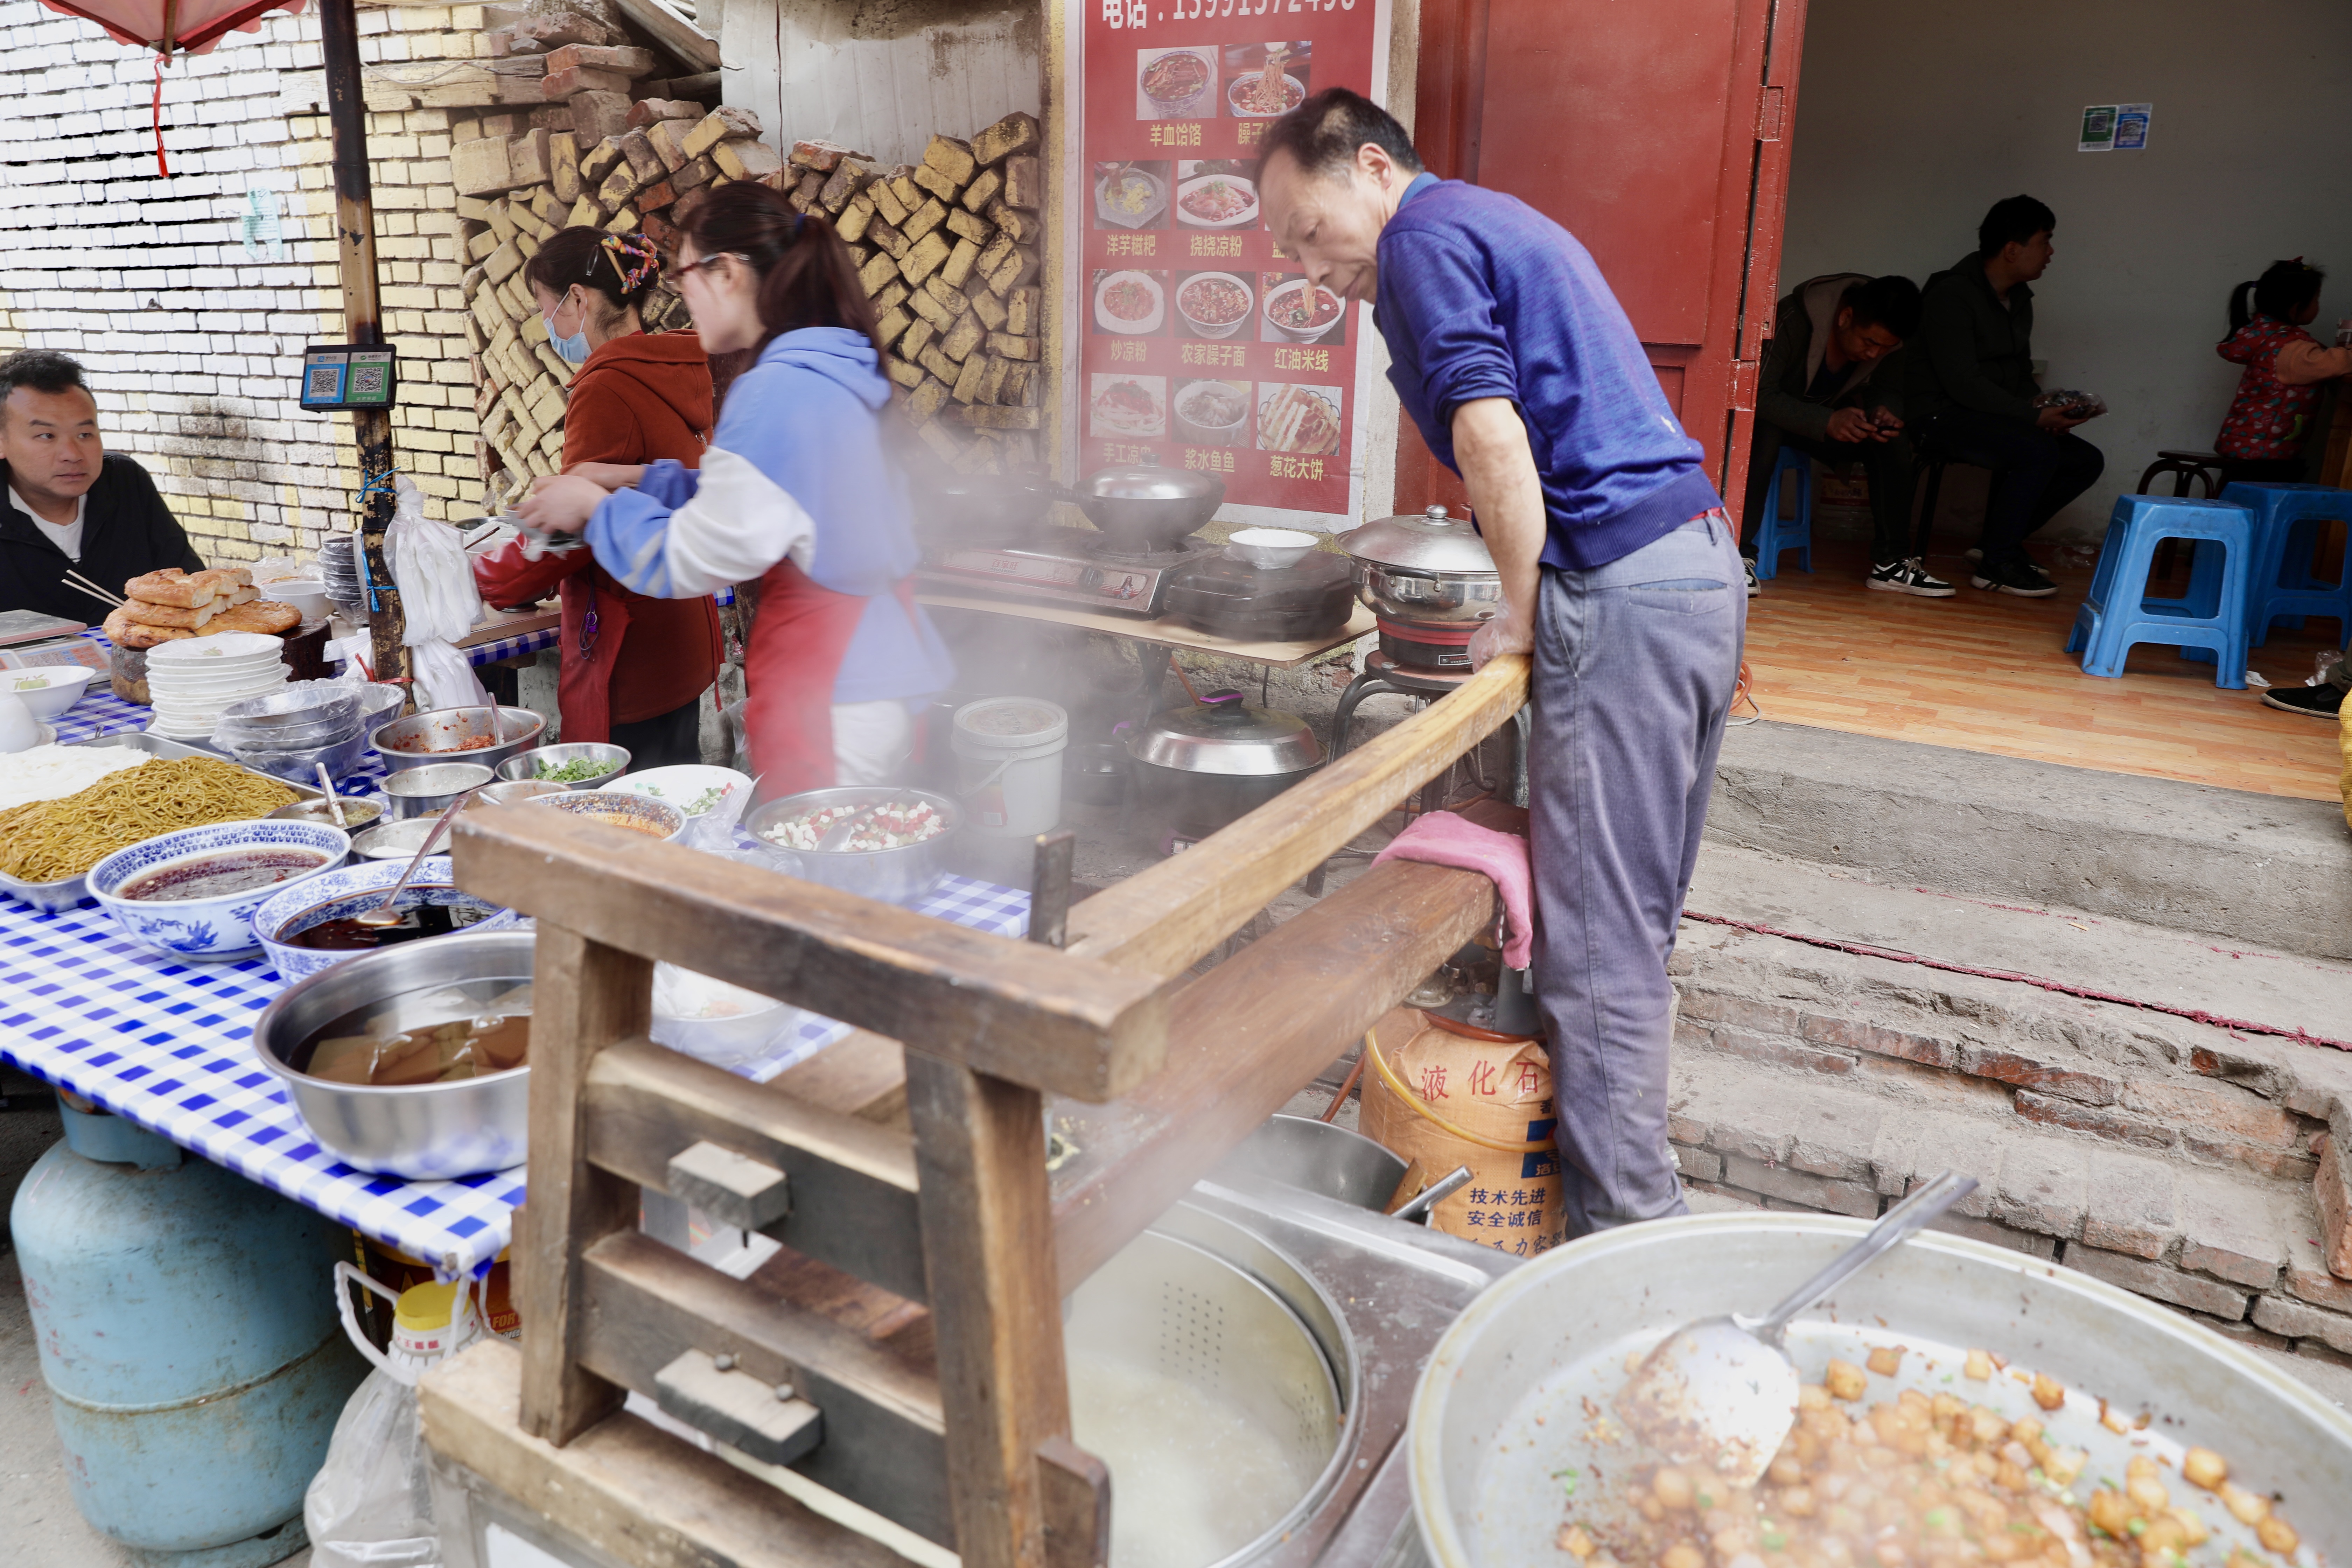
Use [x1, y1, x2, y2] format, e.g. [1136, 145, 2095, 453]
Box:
[0, 757, 298, 883]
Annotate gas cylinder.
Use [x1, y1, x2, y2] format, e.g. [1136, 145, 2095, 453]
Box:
[10, 1098, 368, 1567]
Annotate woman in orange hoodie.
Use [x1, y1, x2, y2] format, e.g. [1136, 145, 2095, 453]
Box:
[474, 229, 723, 768]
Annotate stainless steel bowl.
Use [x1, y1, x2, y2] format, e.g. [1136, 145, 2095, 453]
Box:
[497, 741, 629, 791]
[349, 818, 451, 861]
[370, 706, 545, 776]
[251, 930, 534, 1178]
[1409, 1213, 2352, 1567]
[1071, 462, 1225, 550]
[383, 762, 495, 819]
[1221, 1113, 1408, 1210]
[268, 796, 385, 832]
[743, 786, 960, 906]
[474, 778, 569, 808]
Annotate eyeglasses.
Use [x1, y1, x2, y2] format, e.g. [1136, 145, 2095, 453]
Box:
[677, 251, 748, 280]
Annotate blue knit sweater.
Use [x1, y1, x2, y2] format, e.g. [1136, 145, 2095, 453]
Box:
[1374, 176, 1720, 570]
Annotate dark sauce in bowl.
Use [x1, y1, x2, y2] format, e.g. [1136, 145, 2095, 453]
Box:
[122, 849, 333, 903]
[290, 903, 488, 951]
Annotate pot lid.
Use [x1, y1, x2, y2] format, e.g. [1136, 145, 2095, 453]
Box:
[1126, 692, 1323, 776]
[1074, 461, 1226, 507]
[1339, 504, 1497, 574]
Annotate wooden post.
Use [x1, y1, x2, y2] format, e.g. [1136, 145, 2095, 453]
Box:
[317, 0, 410, 702]
[517, 924, 652, 1446]
[905, 1054, 1071, 1568]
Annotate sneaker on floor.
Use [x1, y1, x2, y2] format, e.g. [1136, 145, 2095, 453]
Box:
[1969, 556, 2057, 597]
[1868, 557, 1956, 597]
[1744, 556, 1760, 597]
[2261, 683, 2346, 719]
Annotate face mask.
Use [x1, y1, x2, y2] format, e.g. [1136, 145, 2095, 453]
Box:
[546, 294, 592, 365]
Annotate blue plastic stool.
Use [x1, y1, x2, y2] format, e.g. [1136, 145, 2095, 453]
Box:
[1752, 446, 1814, 580]
[2065, 494, 2252, 688]
[2219, 482, 2351, 648]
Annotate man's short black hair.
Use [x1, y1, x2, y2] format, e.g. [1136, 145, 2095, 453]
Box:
[1977, 195, 2056, 259]
[0, 349, 90, 420]
[1259, 86, 1424, 182]
[1840, 275, 1922, 339]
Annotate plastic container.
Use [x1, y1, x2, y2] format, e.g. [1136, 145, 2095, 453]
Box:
[951, 697, 1068, 837]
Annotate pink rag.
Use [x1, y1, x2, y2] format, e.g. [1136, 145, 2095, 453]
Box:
[1368, 811, 1534, 968]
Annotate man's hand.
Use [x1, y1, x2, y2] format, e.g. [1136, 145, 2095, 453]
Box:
[517, 474, 609, 536]
[2035, 405, 2091, 432]
[1449, 398, 1549, 674]
[1824, 407, 1877, 443]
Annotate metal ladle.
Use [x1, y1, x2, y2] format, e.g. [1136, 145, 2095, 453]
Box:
[1611, 1168, 1977, 1485]
[352, 786, 486, 927]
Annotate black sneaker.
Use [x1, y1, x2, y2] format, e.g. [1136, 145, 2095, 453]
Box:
[1868, 558, 1956, 597]
[2261, 683, 2346, 719]
[1744, 557, 1760, 597]
[1970, 556, 2057, 597]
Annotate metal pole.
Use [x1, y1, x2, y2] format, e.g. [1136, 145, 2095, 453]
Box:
[318, 0, 410, 704]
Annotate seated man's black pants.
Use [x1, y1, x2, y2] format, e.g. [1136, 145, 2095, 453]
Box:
[1916, 409, 2105, 568]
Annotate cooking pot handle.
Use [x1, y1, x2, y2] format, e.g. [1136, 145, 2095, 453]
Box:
[1200, 689, 1248, 721]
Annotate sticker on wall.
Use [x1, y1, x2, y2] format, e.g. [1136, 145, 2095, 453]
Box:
[2077, 105, 2116, 152]
[240, 185, 285, 261]
[2113, 103, 2152, 150]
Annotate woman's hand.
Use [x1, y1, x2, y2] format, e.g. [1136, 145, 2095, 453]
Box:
[517, 474, 609, 536]
[565, 462, 646, 491]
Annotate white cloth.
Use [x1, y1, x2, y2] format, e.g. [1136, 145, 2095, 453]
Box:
[616, 446, 815, 599]
[831, 699, 912, 785]
[10, 485, 86, 560]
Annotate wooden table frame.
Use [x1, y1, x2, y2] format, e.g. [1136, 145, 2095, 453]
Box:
[418, 653, 1533, 1568]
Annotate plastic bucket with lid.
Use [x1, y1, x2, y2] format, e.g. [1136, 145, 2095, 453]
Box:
[951, 697, 1068, 838]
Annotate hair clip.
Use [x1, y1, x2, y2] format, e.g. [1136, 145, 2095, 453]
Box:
[598, 233, 663, 293]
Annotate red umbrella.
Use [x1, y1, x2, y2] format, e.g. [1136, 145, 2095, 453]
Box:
[40, 0, 309, 174]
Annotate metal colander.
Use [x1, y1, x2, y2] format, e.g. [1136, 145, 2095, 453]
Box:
[1067, 1223, 1351, 1568]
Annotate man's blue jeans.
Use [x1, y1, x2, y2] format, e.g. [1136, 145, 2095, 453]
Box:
[1527, 511, 1746, 1234]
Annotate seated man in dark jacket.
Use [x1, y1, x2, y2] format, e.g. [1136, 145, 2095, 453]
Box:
[0, 349, 204, 620]
[1743, 273, 1936, 595]
[1905, 195, 2104, 598]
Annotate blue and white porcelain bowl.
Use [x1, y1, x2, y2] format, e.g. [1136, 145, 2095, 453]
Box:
[88, 820, 351, 962]
[252, 856, 521, 981]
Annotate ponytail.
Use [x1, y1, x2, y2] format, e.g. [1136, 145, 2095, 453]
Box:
[679, 181, 883, 357]
[2232, 258, 2326, 332]
[2227, 280, 2259, 334]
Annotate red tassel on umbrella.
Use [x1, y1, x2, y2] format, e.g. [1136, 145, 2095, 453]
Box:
[37, 0, 310, 178]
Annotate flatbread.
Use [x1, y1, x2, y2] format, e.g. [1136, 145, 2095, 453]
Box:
[203, 600, 300, 636]
[102, 606, 197, 648]
[119, 596, 223, 630]
[123, 566, 252, 608]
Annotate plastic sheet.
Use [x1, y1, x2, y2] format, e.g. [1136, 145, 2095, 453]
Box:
[384, 477, 489, 712]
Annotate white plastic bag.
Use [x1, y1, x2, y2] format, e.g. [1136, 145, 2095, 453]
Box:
[303, 1368, 441, 1568]
[383, 476, 489, 710]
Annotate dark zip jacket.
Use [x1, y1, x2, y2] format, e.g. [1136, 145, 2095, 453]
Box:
[0, 454, 203, 620]
[1904, 250, 2039, 424]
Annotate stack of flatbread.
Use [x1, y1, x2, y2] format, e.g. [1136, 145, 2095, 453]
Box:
[101, 567, 303, 650]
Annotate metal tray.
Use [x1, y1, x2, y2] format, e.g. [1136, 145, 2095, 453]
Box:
[0, 731, 327, 913]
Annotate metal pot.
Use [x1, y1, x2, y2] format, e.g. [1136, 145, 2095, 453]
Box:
[742, 786, 961, 906]
[252, 930, 534, 1179]
[1072, 462, 1225, 550]
[1342, 504, 1504, 626]
[370, 705, 545, 776]
[1410, 1212, 2352, 1567]
[923, 472, 1071, 542]
[1220, 1114, 1409, 1210]
[1127, 692, 1322, 844]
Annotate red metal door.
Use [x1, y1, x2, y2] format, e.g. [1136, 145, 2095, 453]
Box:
[1396, 0, 1805, 525]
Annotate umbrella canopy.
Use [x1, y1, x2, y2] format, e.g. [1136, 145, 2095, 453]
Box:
[41, 0, 309, 174]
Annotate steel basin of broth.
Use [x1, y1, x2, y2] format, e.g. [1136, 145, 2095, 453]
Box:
[290, 978, 533, 1086]
[122, 848, 334, 902]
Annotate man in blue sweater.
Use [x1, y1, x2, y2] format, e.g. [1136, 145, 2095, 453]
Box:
[1262, 90, 1745, 1235]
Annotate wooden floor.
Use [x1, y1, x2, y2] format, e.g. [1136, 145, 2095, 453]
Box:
[1741, 538, 2346, 802]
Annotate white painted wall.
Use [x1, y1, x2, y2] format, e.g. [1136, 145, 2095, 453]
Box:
[1779, 0, 2352, 539]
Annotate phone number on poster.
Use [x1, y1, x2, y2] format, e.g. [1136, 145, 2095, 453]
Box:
[1104, 0, 1352, 26]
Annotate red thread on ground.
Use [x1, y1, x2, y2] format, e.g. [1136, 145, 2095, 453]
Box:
[1680, 909, 2352, 1053]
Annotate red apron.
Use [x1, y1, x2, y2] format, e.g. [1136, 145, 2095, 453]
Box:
[742, 561, 924, 799]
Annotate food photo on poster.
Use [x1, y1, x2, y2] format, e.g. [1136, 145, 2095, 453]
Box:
[1090, 373, 1168, 439]
[1093, 269, 1169, 336]
[1093, 160, 1170, 228]
[1137, 45, 1218, 119]
[1174, 378, 1252, 447]
[1174, 160, 1260, 228]
[1261, 274, 1346, 345]
[1224, 40, 1311, 118]
[1175, 272, 1255, 340]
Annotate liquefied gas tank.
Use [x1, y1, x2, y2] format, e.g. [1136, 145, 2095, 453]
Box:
[10, 1097, 367, 1565]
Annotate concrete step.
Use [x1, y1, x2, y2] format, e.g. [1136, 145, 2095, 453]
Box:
[1710, 720, 2352, 962]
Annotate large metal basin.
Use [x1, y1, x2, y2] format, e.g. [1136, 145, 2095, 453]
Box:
[252, 930, 533, 1178]
[1223, 1114, 1407, 1211]
[1409, 1213, 2352, 1567]
[371, 706, 545, 776]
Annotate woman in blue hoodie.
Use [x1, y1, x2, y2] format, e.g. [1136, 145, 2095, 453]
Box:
[521, 182, 954, 796]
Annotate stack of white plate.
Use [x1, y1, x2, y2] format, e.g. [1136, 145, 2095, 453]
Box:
[144, 632, 289, 741]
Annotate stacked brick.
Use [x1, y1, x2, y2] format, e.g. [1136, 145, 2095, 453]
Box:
[798, 112, 1045, 475]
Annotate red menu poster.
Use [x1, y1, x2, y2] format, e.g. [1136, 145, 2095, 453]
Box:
[1060, 0, 1394, 531]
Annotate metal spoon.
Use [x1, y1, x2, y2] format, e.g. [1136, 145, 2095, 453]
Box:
[313, 763, 347, 828]
[352, 787, 484, 927]
[1611, 1169, 1977, 1486]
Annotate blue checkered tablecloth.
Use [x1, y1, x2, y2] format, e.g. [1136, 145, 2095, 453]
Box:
[6, 645, 1029, 1278]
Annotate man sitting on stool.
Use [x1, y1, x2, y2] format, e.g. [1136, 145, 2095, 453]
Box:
[1906, 195, 2105, 598]
[1743, 274, 1937, 596]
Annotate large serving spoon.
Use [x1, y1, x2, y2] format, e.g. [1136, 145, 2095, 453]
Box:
[353, 788, 485, 927]
[314, 764, 347, 828]
[1611, 1169, 1977, 1486]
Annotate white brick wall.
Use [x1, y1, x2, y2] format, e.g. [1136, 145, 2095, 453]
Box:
[0, 0, 490, 564]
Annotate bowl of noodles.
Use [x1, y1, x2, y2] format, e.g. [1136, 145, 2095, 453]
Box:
[1177, 272, 1254, 340]
[0, 752, 307, 913]
[1227, 70, 1305, 119]
[1263, 279, 1346, 343]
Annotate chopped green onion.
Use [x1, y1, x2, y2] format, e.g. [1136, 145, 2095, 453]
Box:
[2127, 1519, 2148, 1537]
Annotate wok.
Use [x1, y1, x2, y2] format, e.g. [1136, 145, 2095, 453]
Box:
[1071, 462, 1225, 550]
[1410, 1212, 2352, 1567]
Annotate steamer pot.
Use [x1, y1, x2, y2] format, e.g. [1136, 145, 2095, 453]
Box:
[1126, 692, 1322, 845]
[1341, 504, 1504, 638]
[1410, 1212, 2352, 1568]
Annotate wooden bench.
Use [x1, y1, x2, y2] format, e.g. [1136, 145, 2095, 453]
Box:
[417, 653, 1532, 1568]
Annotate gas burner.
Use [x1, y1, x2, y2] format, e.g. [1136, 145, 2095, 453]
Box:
[919, 531, 1220, 617]
[1069, 532, 1212, 566]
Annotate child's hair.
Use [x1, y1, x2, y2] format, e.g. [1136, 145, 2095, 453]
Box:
[2228, 259, 2325, 332]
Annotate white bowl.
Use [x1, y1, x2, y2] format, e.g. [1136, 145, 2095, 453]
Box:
[1227, 527, 1318, 570]
[1176, 271, 1254, 340]
[1174, 174, 1260, 230]
[2, 666, 97, 721]
[650, 961, 802, 1068]
[1227, 69, 1305, 119]
[609, 765, 753, 818]
[1262, 279, 1346, 343]
[1093, 270, 1164, 336]
[88, 819, 351, 962]
[251, 855, 520, 982]
[147, 631, 284, 663]
[272, 580, 330, 621]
